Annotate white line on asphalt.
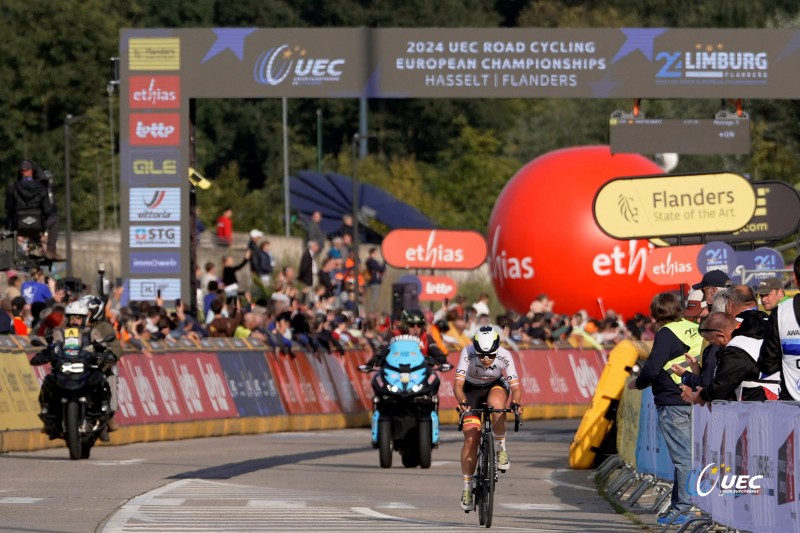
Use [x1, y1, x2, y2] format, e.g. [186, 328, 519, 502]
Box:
[0, 497, 44, 504]
[500, 503, 577, 511]
[351, 507, 409, 520]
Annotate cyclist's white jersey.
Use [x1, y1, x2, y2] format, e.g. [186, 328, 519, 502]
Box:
[455, 345, 520, 387]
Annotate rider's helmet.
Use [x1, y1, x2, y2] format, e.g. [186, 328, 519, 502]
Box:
[64, 298, 90, 328]
[473, 326, 500, 362]
[79, 295, 105, 324]
[399, 308, 426, 333]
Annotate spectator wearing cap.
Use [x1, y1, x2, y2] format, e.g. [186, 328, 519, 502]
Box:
[755, 277, 788, 313]
[247, 229, 273, 289]
[693, 270, 731, 306]
[682, 289, 709, 324]
[672, 289, 717, 394]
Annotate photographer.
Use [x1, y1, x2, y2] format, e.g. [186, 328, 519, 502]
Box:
[5, 160, 61, 261]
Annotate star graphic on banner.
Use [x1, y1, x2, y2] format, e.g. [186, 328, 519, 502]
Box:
[202, 28, 257, 63]
[711, 466, 719, 474]
[611, 28, 668, 64]
[589, 73, 619, 98]
[777, 30, 800, 61]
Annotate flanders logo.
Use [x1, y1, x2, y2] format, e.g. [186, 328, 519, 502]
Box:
[130, 38, 180, 70]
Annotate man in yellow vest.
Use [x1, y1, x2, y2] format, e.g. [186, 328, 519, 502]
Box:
[627, 292, 702, 526]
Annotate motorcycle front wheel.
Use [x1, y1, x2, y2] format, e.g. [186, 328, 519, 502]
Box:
[65, 401, 81, 461]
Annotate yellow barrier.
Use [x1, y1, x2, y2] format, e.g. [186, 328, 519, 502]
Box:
[568, 340, 650, 469]
[0, 351, 41, 430]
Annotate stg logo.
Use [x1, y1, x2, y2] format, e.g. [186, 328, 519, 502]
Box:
[130, 113, 180, 146]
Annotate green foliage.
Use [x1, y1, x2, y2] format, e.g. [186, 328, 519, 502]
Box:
[196, 162, 273, 233]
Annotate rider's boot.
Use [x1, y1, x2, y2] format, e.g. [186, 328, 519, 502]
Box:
[497, 450, 510, 472]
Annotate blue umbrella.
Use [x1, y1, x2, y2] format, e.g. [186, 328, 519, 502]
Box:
[290, 170, 435, 243]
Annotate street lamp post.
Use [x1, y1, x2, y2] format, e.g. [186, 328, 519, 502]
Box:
[351, 134, 360, 317]
[64, 113, 84, 278]
[350, 132, 376, 318]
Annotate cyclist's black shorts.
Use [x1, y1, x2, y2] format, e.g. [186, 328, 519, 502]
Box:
[463, 378, 510, 409]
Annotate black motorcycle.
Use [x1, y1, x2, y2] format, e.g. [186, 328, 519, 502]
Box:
[31, 331, 116, 460]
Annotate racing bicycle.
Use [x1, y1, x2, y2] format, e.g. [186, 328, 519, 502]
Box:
[458, 405, 521, 528]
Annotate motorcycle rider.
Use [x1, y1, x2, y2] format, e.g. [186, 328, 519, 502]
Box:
[30, 296, 118, 439]
[360, 308, 450, 370]
[80, 295, 122, 433]
[454, 326, 522, 511]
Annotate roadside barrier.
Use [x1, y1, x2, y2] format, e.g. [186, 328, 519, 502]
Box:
[0, 337, 606, 453]
[590, 338, 800, 533]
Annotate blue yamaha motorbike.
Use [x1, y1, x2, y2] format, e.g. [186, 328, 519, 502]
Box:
[359, 335, 451, 468]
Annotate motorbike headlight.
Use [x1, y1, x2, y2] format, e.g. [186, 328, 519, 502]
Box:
[387, 384, 399, 393]
[411, 383, 423, 393]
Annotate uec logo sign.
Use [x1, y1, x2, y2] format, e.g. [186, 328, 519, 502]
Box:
[687, 463, 763, 497]
[254, 44, 345, 86]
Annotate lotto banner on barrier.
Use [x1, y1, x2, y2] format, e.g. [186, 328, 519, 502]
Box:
[117, 353, 188, 424]
[167, 351, 238, 420]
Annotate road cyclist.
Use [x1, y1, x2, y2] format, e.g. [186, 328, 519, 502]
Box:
[454, 326, 522, 514]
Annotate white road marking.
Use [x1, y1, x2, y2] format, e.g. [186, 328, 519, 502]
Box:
[375, 501, 415, 509]
[351, 507, 408, 520]
[89, 458, 145, 466]
[430, 460, 456, 466]
[500, 503, 576, 511]
[103, 479, 465, 531]
[0, 497, 44, 504]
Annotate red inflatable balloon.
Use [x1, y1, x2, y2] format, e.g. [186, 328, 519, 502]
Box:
[488, 146, 677, 319]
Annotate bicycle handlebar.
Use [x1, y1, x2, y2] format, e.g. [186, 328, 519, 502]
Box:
[457, 405, 521, 433]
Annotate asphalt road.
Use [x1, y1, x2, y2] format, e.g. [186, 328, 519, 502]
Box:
[0, 419, 640, 532]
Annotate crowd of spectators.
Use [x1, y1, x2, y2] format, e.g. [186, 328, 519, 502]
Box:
[0, 262, 652, 361]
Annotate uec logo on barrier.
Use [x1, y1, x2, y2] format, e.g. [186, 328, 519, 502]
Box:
[687, 462, 763, 497]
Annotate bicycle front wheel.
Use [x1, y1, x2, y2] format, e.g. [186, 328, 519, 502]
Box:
[482, 434, 496, 528]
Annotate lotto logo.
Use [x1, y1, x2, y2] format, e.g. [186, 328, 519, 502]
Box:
[129, 113, 180, 145]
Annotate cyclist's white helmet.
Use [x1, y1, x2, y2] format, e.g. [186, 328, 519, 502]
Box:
[473, 326, 500, 357]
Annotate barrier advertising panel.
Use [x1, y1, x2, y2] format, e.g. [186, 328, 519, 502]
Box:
[216, 351, 285, 417]
[117, 353, 186, 423]
[168, 352, 238, 419]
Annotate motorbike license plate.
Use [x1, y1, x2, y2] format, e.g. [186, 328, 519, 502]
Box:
[400, 373, 410, 383]
[61, 362, 85, 374]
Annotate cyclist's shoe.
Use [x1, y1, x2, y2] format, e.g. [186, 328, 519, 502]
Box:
[497, 450, 510, 472]
[460, 488, 473, 512]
